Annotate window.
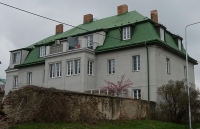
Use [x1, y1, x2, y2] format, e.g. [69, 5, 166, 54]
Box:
[133, 55, 140, 71]
[88, 60, 93, 75]
[13, 52, 20, 64]
[166, 58, 170, 74]
[13, 76, 18, 88]
[56, 63, 62, 77]
[122, 26, 131, 40]
[74, 59, 81, 75]
[133, 89, 141, 99]
[27, 72, 32, 84]
[67, 61, 73, 76]
[108, 59, 115, 74]
[87, 35, 93, 49]
[40, 46, 46, 57]
[184, 66, 187, 79]
[160, 27, 165, 41]
[178, 39, 182, 50]
[49, 64, 55, 78]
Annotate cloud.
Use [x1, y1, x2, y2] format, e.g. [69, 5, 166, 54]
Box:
[0, 36, 15, 78]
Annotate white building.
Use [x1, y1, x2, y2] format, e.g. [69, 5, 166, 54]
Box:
[5, 4, 198, 102]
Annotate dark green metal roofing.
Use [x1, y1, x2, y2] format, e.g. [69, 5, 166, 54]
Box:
[96, 22, 159, 52]
[17, 47, 45, 67]
[11, 10, 197, 68]
[0, 78, 6, 83]
[26, 11, 148, 47]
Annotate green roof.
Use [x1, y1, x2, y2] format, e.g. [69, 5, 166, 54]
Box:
[0, 78, 6, 83]
[96, 22, 159, 51]
[26, 11, 148, 47]
[10, 10, 197, 68]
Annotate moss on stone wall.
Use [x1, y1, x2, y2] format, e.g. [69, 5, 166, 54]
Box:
[1, 86, 156, 125]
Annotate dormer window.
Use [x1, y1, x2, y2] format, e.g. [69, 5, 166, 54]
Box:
[122, 26, 130, 40]
[178, 39, 182, 50]
[13, 52, 20, 64]
[40, 46, 46, 57]
[87, 35, 93, 49]
[160, 27, 165, 41]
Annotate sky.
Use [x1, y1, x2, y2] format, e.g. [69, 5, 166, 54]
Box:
[0, 0, 199, 88]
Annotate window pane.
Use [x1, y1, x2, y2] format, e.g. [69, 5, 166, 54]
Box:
[108, 60, 111, 74]
[90, 61, 92, 75]
[160, 28, 164, 41]
[78, 60, 80, 74]
[127, 26, 130, 39]
[166, 58, 170, 73]
[133, 56, 137, 71]
[138, 56, 140, 70]
[87, 61, 90, 74]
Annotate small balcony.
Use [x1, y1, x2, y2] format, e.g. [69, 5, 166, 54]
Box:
[50, 44, 63, 54]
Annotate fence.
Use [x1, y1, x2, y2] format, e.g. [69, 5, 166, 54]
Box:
[84, 88, 128, 98]
[50, 44, 63, 54]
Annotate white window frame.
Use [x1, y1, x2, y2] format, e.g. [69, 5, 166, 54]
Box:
[166, 58, 170, 74]
[27, 72, 32, 84]
[67, 61, 73, 76]
[133, 89, 141, 99]
[133, 55, 140, 71]
[13, 76, 18, 88]
[13, 52, 20, 64]
[178, 39, 182, 50]
[87, 35, 93, 49]
[160, 27, 165, 41]
[40, 46, 46, 57]
[74, 59, 81, 75]
[108, 59, 115, 74]
[122, 26, 131, 40]
[88, 60, 94, 75]
[56, 62, 62, 77]
[49, 64, 55, 78]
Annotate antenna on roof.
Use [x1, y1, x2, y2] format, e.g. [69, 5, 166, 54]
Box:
[93, 17, 98, 21]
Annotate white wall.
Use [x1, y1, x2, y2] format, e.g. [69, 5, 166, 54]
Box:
[44, 50, 95, 92]
[5, 64, 45, 95]
[95, 45, 196, 102]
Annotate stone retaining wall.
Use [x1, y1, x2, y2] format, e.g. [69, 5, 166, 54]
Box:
[1, 86, 156, 125]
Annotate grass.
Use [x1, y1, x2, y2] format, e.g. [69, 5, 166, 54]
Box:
[9, 120, 200, 129]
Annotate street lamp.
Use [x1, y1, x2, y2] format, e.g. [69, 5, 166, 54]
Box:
[185, 22, 200, 129]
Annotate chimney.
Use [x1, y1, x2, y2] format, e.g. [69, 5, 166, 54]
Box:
[151, 10, 158, 23]
[55, 24, 63, 34]
[83, 14, 93, 23]
[117, 4, 128, 15]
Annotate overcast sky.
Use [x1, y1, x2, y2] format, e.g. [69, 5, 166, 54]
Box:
[0, 0, 199, 88]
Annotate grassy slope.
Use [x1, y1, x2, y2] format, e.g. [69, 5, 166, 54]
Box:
[10, 120, 200, 129]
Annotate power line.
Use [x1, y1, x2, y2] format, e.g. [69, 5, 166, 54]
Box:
[0, 2, 199, 64]
[0, 2, 124, 42]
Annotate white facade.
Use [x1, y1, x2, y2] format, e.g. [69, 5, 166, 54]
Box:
[5, 37, 196, 102]
[5, 19, 197, 103]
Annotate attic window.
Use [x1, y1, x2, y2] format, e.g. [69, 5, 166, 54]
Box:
[122, 26, 131, 40]
[13, 52, 20, 64]
[178, 39, 182, 50]
[160, 27, 165, 41]
[40, 46, 46, 57]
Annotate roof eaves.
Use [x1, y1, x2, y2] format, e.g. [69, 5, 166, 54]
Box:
[15, 60, 45, 68]
[155, 39, 198, 65]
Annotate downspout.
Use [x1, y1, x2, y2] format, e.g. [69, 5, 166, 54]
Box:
[145, 42, 150, 101]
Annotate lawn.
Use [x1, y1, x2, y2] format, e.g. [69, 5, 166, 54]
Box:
[10, 120, 200, 129]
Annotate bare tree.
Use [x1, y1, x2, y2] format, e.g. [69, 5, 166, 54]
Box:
[101, 74, 133, 96]
[157, 80, 200, 123]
